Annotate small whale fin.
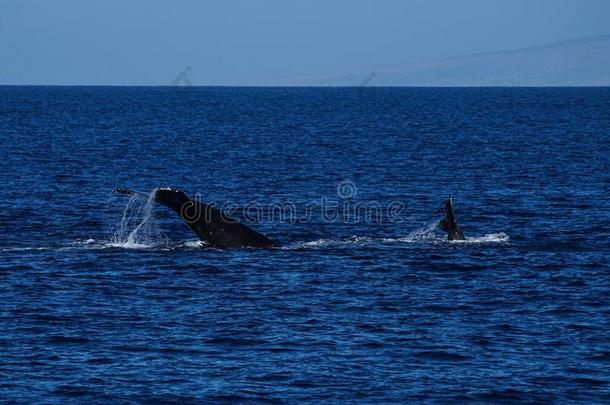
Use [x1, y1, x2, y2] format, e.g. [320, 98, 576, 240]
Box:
[440, 197, 465, 240]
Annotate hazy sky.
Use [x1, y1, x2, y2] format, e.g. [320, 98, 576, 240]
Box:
[2, 0, 610, 85]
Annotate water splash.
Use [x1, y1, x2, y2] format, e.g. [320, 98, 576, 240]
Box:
[399, 220, 510, 244]
[285, 220, 442, 249]
[110, 188, 168, 249]
[285, 219, 508, 250]
[398, 219, 444, 242]
[461, 233, 510, 243]
[296, 236, 374, 249]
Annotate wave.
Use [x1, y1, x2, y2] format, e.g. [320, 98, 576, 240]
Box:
[460, 232, 510, 243]
[1, 217, 508, 253]
[0, 246, 52, 252]
[285, 221, 509, 250]
[71, 238, 209, 251]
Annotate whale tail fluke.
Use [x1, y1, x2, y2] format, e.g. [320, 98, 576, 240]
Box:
[113, 188, 147, 198]
[439, 197, 465, 241]
[113, 187, 188, 212]
[114, 187, 277, 248]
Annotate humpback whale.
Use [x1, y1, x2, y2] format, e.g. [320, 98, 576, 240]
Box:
[114, 187, 466, 246]
[439, 197, 465, 240]
[114, 188, 277, 248]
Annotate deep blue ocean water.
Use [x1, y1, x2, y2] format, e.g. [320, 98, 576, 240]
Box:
[1, 86, 609, 403]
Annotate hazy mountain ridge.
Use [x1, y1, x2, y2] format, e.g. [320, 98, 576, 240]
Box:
[309, 35, 610, 86]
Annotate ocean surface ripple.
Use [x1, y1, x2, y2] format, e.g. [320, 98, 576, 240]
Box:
[1, 87, 609, 403]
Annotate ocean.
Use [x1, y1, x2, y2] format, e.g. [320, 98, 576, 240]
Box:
[1, 86, 609, 403]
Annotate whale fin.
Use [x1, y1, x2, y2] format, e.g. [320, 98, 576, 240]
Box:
[440, 197, 465, 241]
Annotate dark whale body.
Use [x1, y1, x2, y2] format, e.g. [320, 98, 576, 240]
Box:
[439, 197, 465, 240]
[114, 188, 277, 249]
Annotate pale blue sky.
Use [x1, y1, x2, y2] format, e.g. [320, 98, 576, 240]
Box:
[1, 0, 609, 85]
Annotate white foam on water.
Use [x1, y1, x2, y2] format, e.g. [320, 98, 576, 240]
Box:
[39, 214, 507, 252]
[5, 230, 509, 253]
[283, 220, 441, 250]
[62, 238, 206, 251]
[285, 220, 508, 249]
[106, 240, 156, 250]
[180, 240, 209, 249]
[457, 232, 510, 244]
[7, 214, 509, 253]
[0, 246, 51, 252]
[285, 235, 374, 250]
[394, 220, 510, 245]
